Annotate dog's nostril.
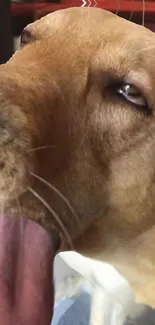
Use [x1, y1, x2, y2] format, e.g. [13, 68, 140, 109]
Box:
[0, 162, 5, 169]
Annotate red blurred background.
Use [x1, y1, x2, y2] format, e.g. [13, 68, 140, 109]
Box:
[1, 0, 155, 64]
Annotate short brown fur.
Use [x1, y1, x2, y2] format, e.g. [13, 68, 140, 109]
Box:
[0, 7, 155, 306]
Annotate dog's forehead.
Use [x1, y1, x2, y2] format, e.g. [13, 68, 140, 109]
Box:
[28, 7, 113, 38]
[27, 8, 154, 52]
[27, 7, 142, 40]
[23, 7, 155, 81]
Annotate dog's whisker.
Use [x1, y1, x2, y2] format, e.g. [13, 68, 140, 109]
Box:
[142, 0, 145, 26]
[16, 197, 24, 238]
[116, 0, 122, 15]
[128, 10, 134, 22]
[136, 44, 155, 54]
[28, 145, 56, 152]
[30, 172, 82, 232]
[28, 186, 74, 249]
[128, 0, 135, 21]
[52, 80, 70, 110]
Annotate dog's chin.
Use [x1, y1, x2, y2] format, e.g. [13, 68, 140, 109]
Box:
[0, 214, 57, 325]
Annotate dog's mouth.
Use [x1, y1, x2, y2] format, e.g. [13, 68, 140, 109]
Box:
[0, 214, 58, 325]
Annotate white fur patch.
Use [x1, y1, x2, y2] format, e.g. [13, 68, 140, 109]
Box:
[54, 251, 135, 325]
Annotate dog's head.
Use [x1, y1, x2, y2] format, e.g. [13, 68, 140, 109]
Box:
[0, 7, 155, 310]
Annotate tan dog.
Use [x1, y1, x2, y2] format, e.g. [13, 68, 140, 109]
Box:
[0, 7, 155, 316]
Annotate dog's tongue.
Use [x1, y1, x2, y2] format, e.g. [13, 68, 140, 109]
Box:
[0, 215, 55, 325]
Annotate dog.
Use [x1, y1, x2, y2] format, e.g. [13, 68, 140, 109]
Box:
[0, 6, 155, 324]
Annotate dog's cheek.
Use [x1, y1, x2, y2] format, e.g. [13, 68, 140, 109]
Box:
[88, 98, 155, 232]
[107, 142, 155, 232]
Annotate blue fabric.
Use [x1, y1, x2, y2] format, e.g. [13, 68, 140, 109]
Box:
[51, 290, 155, 325]
[52, 291, 91, 325]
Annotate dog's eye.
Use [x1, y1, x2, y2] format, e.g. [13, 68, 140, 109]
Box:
[116, 83, 147, 108]
[20, 30, 31, 46]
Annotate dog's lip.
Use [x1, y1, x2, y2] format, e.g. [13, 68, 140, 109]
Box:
[0, 214, 56, 325]
[46, 226, 61, 252]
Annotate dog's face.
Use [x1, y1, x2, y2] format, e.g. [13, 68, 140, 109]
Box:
[0, 7, 155, 306]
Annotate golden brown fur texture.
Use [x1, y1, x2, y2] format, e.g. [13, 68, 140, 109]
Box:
[1, 7, 155, 306]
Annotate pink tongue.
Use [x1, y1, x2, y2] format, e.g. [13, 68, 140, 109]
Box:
[0, 215, 55, 325]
